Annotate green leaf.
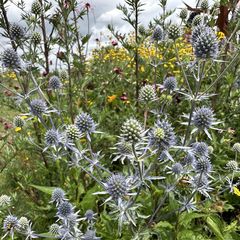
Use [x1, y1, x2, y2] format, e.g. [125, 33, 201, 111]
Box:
[179, 212, 206, 227]
[81, 34, 91, 45]
[80, 185, 99, 211]
[206, 216, 224, 240]
[30, 184, 56, 195]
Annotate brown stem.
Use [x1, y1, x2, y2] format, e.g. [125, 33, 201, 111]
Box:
[0, 0, 17, 50]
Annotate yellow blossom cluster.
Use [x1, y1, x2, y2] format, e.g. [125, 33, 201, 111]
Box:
[1, 71, 17, 80]
[90, 36, 193, 75]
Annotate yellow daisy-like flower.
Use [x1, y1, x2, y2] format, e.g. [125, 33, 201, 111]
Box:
[233, 186, 240, 196]
[107, 95, 117, 103]
[15, 127, 22, 132]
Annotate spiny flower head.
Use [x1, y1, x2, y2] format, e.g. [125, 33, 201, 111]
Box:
[18, 217, 29, 232]
[192, 106, 214, 130]
[105, 174, 128, 200]
[191, 24, 208, 46]
[163, 76, 177, 91]
[10, 23, 25, 41]
[168, 24, 180, 40]
[179, 9, 188, 19]
[149, 119, 176, 150]
[66, 124, 81, 141]
[3, 215, 19, 232]
[30, 99, 47, 115]
[139, 84, 156, 103]
[193, 157, 212, 173]
[151, 25, 163, 42]
[183, 152, 196, 166]
[120, 118, 144, 143]
[57, 201, 73, 218]
[193, 27, 218, 59]
[192, 142, 209, 157]
[226, 160, 238, 171]
[59, 70, 68, 80]
[84, 209, 95, 221]
[171, 162, 183, 175]
[49, 224, 60, 236]
[75, 112, 96, 136]
[232, 143, 240, 153]
[13, 116, 25, 128]
[31, 32, 41, 45]
[191, 174, 209, 189]
[0, 195, 11, 207]
[49, 75, 62, 90]
[31, 0, 42, 15]
[51, 188, 66, 206]
[192, 15, 202, 26]
[45, 129, 61, 146]
[201, 0, 209, 10]
[81, 230, 101, 240]
[1, 48, 21, 69]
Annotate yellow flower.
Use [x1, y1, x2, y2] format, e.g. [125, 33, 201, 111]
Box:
[107, 95, 117, 103]
[233, 187, 240, 196]
[217, 31, 225, 40]
[15, 127, 22, 132]
[20, 116, 28, 120]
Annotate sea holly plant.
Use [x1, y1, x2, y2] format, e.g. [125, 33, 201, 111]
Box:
[1, 0, 240, 239]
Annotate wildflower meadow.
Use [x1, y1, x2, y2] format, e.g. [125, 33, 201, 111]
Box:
[1, 0, 240, 239]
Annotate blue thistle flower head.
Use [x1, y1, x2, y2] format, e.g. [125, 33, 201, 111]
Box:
[3, 215, 19, 232]
[45, 129, 61, 146]
[151, 25, 163, 42]
[81, 230, 101, 240]
[84, 209, 96, 221]
[171, 162, 183, 175]
[183, 152, 196, 166]
[192, 106, 214, 130]
[30, 99, 47, 116]
[75, 112, 96, 137]
[1, 48, 21, 69]
[163, 76, 177, 91]
[193, 157, 212, 174]
[149, 119, 176, 150]
[193, 26, 219, 59]
[192, 142, 209, 157]
[105, 174, 128, 200]
[49, 76, 62, 90]
[10, 23, 25, 41]
[51, 188, 66, 206]
[57, 201, 73, 218]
